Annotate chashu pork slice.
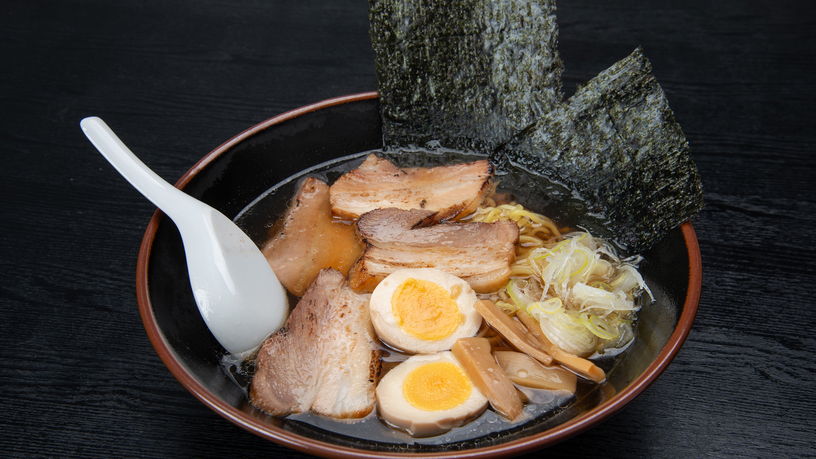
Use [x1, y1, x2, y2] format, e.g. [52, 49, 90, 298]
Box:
[249, 268, 382, 418]
[263, 177, 363, 297]
[329, 154, 494, 222]
[349, 208, 519, 293]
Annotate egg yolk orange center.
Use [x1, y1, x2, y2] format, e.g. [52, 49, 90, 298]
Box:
[391, 278, 460, 341]
[402, 362, 472, 411]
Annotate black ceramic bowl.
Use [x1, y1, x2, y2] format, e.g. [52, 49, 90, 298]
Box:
[137, 92, 702, 458]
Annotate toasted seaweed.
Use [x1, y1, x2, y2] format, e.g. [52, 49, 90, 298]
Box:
[369, 0, 704, 253]
[369, 0, 563, 153]
[497, 48, 704, 253]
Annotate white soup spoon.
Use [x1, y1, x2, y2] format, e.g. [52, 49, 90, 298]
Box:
[81, 116, 288, 354]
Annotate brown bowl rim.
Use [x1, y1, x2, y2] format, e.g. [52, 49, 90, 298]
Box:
[136, 92, 702, 458]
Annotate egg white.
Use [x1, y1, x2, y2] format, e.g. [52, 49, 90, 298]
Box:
[369, 268, 481, 354]
[376, 352, 488, 437]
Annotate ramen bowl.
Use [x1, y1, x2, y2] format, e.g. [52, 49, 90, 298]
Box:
[136, 92, 702, 458]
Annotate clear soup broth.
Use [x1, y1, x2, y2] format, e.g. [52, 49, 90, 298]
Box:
[225, 149, 641, 445]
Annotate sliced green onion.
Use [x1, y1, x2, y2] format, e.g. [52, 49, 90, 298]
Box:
[527, 298, 563, 318]
[535, 239, 569, 259]
[569, 248, 590, 278]
[590, 281, 613, 291]
[506, 279, 534, 308]
[580, 313, 619, 340]
[538, 310, 597, 356]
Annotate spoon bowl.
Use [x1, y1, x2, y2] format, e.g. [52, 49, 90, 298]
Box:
[80, 116, 288, 354]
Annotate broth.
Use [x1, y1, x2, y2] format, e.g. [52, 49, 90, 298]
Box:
[226, 148, 635, 444]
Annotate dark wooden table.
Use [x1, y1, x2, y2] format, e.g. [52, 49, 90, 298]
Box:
[2, 1, 814, 457]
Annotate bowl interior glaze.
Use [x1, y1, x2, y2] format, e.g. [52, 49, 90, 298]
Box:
[137, 92, 701, 458]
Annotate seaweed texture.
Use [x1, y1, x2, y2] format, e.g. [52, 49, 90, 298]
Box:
[369, 0, 703, 253]
[500, 48, 704, 252]
[369, 0, 563, 152]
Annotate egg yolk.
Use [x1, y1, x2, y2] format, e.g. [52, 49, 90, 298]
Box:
[402, 362, 472, 411]
[391, 278, 459, 341]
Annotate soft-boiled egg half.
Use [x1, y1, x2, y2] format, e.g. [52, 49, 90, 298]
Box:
[369, 268, 482, 354]
[376, 351, 488, 437]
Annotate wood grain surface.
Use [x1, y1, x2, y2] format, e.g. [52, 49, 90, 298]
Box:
[1, 0, 814, 458]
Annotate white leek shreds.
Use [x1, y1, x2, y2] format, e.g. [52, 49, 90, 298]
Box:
[571, 283, 636, 316]
[527, 297, 563, 315]
[580, 313, 619, 340]
[534, 233, 604, 300]
[537, 310, 598, 357]
[502, 227, 650, 356]
[507, 279, 538, 307]
[477, 201, 649, 357]
[596, 321, 635, 354]
[532, 232, 647, 313]
[611, 265, 654, 302]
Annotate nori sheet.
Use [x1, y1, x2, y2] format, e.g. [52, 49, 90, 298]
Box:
[369, 0, 704, 254]
[497, 48, 704, 253]
[369, 0, 563, 153]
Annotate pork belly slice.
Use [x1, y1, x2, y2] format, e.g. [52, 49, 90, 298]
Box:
[349, 208, 519, 293]
[329, 154, 494, 222]
[262, 177, 363, 297]
[249, 269, 382, 418]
